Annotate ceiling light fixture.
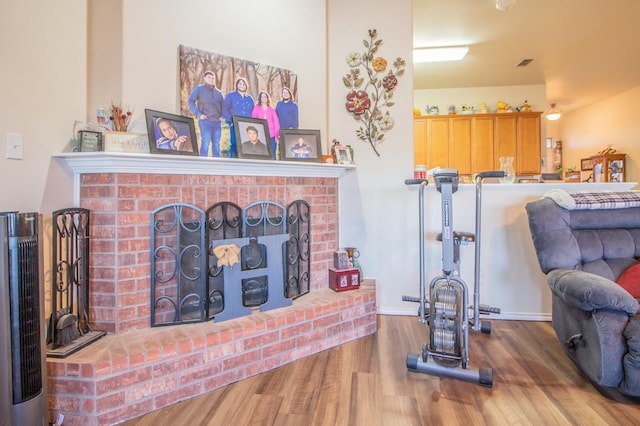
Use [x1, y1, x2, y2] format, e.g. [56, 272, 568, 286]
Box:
[546, 103, 562, 121]
[413, 46, 469, 63]
[496, 0, 517, 11]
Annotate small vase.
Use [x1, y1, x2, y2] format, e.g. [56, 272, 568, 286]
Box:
[499, 156, 516, 184]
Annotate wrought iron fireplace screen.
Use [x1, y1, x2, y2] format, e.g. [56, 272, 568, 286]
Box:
[151, 199, 310, 327]
[48, 208, 106, 358]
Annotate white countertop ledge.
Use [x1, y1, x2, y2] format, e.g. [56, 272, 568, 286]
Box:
[422, 181, 637, 191]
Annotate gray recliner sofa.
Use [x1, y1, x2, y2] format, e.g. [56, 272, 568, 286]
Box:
[526, 196, 640, 400]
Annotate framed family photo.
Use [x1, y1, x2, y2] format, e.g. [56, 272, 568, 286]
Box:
[279, 129, 322, 163]
[232, 116, 273, 160]
[144, 109, 198, 156]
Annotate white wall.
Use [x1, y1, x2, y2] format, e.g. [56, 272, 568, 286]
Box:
[0, 0, 86, 213]
[414, 84, 547, 116]
[108, 0, 327, 139]
[328, 0, 417, 316]
[559, 86, 640, 186]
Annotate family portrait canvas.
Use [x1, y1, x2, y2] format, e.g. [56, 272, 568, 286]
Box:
[178, 45, 299, 158]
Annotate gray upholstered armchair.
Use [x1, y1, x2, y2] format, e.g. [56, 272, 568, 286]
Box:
[526, 196, 640, 400]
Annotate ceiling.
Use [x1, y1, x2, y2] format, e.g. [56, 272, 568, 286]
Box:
[413, 0, 640, 113]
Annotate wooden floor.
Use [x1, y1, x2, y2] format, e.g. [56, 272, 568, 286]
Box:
[122, 315, 640, 426]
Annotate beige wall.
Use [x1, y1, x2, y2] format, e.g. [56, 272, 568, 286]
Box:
[327, 0, 415, 315]
[0, 0, 87, 213]
[559, 86, 640, 186]
[88, 0, 327, 137]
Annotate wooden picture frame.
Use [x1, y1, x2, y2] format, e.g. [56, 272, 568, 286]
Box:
[78, 130, 103, 152]
[580, 157, 594, 171]
[233, 116, 273, 160]
[334, 145, 352, 165]
[145, 109, 198, 156]
[279, 129, 322, 163]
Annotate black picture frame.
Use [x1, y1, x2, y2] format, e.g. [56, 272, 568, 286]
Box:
[233, 115, 273, 160]
[144, 109, 198, 156]
[279, 129, 322, 163]
[78, 130, 103, 152]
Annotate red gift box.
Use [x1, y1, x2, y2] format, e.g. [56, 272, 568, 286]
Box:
[328, 267, 360, 292]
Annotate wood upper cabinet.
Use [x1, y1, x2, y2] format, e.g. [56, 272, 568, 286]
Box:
[450, 117, 472, 175]
[413, 118, 427, 166]
[427, 117, 450, 170]
[517, 113, 542, 174]
[414, 112, 541, 175]
[494, 115, 517, 161]
[472, 116, 494, 172]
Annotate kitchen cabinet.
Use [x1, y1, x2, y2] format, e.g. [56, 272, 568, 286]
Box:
[414, 112, 542, 175]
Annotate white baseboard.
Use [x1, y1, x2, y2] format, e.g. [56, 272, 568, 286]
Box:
[377, 307, 551, 322]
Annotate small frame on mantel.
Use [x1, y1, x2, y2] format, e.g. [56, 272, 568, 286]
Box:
[279, 129, 322, 163]
[144, 109, 198, 156]
[78, 130, 103, 152]
[334, 145, 352, 165]
[233, 115, 273, 160]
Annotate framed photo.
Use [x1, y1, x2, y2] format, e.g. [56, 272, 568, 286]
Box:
[78, 130, 103, 152]
[580, 157, 594, 171]
[279, 129, 322, 163]
[334, 145, 352, 165]
[232, 116, 273, 160]
[144, 109, 198, 156]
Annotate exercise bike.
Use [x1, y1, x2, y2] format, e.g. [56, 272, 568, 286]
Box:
[403, 169, 503, 387]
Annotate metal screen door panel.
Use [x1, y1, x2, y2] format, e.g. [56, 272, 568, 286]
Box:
[151, 203, 206, 327]
[285, 200, 311, 298]
[205, 202, 242, 319]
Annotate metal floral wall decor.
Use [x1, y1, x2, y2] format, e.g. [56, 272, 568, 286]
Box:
[343, 29, 406, 157]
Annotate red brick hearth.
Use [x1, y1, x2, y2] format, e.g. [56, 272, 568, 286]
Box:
[48, 284, 376, 425]
[45, 161, 376, 425]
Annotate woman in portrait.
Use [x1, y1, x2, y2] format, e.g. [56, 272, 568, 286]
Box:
[251, 91, 280, 159]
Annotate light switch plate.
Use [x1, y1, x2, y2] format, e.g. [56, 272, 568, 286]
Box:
[6, 132, 23, 160]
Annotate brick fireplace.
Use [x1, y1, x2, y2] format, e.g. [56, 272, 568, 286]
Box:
[47, 153, 376, 425]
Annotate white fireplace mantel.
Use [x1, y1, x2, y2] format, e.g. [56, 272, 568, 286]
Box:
[52, 152, 356, 206]
[52, 151, 355, 178]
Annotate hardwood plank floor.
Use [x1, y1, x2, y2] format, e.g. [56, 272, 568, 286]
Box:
[122, 315, 640, 426]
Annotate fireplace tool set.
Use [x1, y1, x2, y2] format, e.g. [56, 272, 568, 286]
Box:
[403, 168, 503, 387]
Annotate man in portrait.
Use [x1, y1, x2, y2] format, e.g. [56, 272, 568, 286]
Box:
[240, 125, 268, 155]
[187, 70, 224, 157]
[155, 118, 192, 151]
[290, 136, 313, 158]
[223, 78, 255, 157]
